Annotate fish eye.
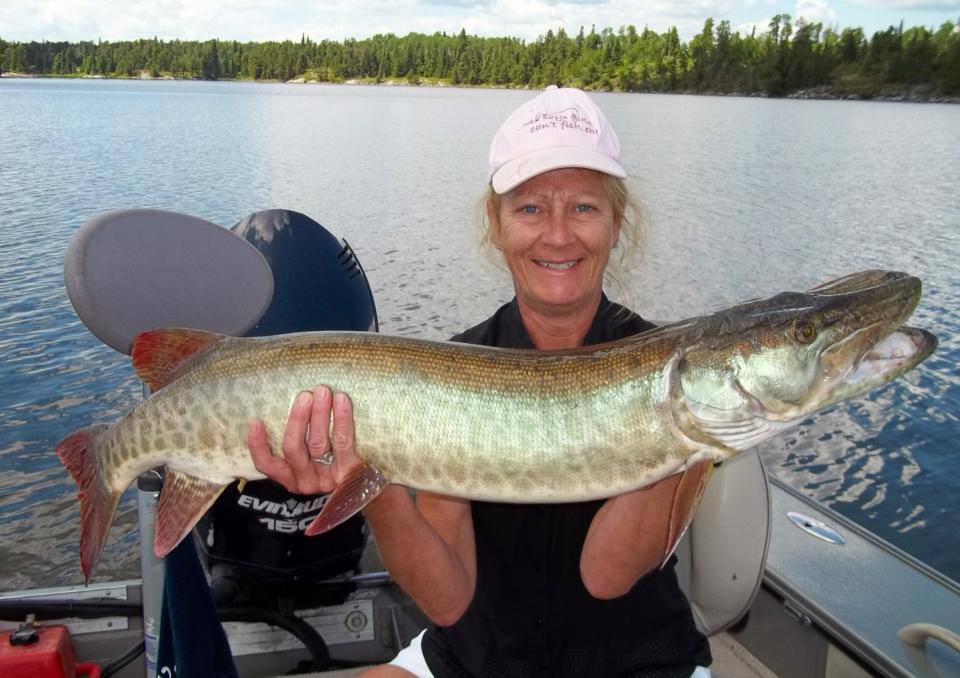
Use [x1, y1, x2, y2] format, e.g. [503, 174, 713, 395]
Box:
[793, 321, 817, 344]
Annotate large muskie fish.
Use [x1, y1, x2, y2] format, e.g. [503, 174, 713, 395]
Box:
[57, 270, 936, 582]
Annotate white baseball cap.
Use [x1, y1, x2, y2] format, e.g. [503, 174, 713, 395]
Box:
[488, 85, 626, 194]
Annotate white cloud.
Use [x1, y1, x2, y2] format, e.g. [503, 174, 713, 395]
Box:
[1, 0, 954, 43]
[0, 0, 743, 42]
[736, 19, 772, 34]
[795, 0, 837, 24]
[846, 0, 959, 7]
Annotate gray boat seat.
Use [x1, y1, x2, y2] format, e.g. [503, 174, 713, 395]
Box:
[674, 449, 771, 636]
[64, 208, 274, 354]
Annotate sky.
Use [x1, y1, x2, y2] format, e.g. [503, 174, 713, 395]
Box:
[1, 0, 958, 44]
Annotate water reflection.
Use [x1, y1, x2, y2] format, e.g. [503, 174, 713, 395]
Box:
[1, 79, 958, 588]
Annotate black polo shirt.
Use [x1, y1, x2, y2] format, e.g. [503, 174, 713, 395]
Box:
[421, 295, 712, 678]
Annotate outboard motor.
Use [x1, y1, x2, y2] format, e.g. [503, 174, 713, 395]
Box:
[62, 208, 385, 674]
[194, 209, 379, 610]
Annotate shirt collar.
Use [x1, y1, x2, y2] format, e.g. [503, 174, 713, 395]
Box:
[505, 293, 616, 349]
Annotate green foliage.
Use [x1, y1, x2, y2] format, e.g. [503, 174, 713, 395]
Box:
[2, 18, 958, 97]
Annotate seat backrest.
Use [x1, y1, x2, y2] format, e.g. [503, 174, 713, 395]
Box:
[674, 449, 771, 636]
[64, 208, 274, 354]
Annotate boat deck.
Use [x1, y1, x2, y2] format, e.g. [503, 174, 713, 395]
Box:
[709, 632, 778, 678]
[4, 482, 957, 677]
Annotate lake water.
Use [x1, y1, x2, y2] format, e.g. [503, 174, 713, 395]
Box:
[1, 78, 958, 590]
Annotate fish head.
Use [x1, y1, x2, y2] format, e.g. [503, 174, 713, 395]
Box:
[671, 270, 937, 453]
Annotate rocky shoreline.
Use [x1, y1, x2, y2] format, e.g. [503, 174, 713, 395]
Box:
[674, 84, 959, 104]
[785, 84, 960, 104]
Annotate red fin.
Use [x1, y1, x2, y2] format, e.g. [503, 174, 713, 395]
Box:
[154, 470, 226, 558]
[56, 425, 120, 584]
[131, 328, 224, 391]
[305, 464, 388, 536]
[663, 459, 714, 567]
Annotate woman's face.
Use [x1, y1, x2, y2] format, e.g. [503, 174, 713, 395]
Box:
[492, 168, 620, 318]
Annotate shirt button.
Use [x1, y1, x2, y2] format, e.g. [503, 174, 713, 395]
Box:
[533, 560, 544, 572]
[534, 617, 543, 626]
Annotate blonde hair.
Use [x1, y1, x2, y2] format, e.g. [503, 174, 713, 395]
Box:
[478, 173, 647, 286]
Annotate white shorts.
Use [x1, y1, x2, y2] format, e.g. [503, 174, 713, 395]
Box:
[390, 629, 713, 678]
[388, 629, 433, 677]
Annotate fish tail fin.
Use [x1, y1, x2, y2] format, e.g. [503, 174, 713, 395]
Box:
[56, 424, 120, 584]
[304, 463, 389, 535]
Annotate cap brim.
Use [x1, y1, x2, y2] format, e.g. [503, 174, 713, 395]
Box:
[491, 148, 626, 194]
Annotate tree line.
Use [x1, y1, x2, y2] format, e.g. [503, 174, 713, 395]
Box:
[2, 16, 959, 97]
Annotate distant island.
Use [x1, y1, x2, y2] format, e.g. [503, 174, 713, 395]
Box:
[2, 16, 959, 102]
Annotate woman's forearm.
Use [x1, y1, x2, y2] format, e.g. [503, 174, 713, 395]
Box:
[579, 476, 679, 599]
[580, 459, 713, 599]
[364, 486, 477, 626]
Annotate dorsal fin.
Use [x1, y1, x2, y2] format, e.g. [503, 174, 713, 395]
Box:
[131, 328, 224, 391]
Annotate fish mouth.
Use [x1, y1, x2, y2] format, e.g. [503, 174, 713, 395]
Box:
[810, 271, 930, 397]
[842, 326, 937, 388]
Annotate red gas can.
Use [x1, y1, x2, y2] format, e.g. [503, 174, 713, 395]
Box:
[0, 624, 101, 678]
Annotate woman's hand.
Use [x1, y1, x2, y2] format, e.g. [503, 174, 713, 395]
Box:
[247, 388, 477, 624]
[247, 386, 359, 495]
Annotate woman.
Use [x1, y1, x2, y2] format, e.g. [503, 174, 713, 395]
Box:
[248, 85, 712, 677]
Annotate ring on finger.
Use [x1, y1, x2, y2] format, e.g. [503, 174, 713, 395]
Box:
[311, 449, 335, 465]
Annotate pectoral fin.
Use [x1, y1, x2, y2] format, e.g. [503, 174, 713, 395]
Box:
[154, 470, 226, 558]
[662, 458, 714, 567]
[305, 463, 388, 535]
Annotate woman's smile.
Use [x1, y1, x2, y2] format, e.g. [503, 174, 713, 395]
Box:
[534, 258, 581, 270]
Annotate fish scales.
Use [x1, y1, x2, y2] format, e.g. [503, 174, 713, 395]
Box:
[131, 332, 687, 501]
